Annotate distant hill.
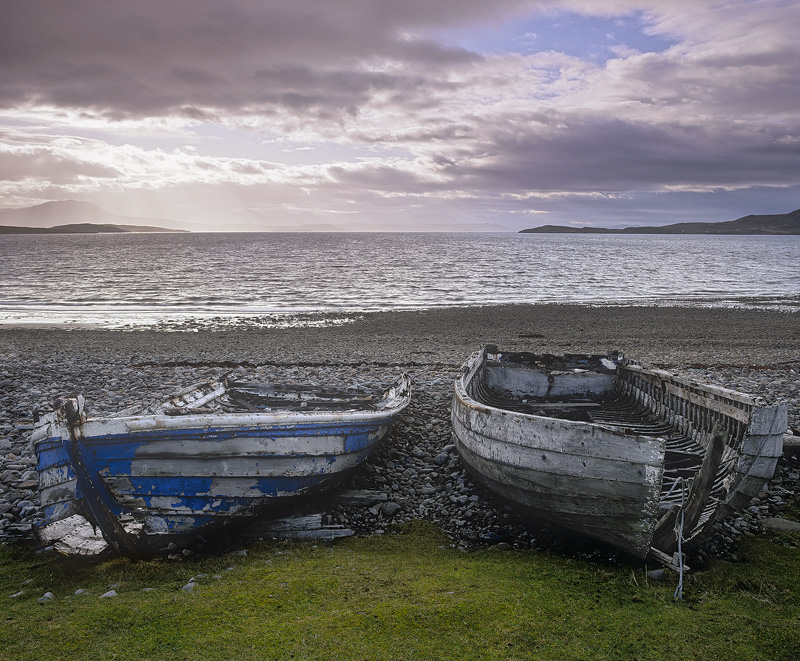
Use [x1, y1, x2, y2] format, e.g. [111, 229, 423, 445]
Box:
[0, 200, 186, 233]
[519, 209, 800, 235]
[0, 223, 187, 234]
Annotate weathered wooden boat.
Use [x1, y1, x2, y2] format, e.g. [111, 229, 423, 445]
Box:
[451, 347, 786, 564]
[31, 374, 411, 555]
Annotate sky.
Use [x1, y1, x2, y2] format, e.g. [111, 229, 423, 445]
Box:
[1, 0, 798, 231]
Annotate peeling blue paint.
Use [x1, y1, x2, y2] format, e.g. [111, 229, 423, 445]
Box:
[63, 417, 398, 552]
[32, 373, 411, 554]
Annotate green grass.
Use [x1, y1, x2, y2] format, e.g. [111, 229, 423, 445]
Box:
[2, 522, 799, 660]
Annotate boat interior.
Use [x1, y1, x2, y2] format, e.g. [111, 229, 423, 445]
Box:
[144, 378, 381, 415]
[221, 381, 378, 412]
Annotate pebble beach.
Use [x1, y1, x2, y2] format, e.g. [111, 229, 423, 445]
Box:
[1, 304, 798, 565]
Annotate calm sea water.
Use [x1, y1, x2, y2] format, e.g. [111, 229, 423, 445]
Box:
[0, 232, 798, 329]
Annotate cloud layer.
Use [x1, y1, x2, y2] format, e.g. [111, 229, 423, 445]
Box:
[1, 0, 798, 229]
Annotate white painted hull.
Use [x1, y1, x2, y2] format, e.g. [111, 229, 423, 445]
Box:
[452, 347, 786, 559]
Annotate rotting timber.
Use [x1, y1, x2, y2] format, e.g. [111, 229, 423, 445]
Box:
[451, 347, 787, 566]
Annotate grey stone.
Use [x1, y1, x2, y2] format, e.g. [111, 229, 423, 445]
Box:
[762, 517, 800, 533]
[646, 570, 665, 581]
[99, 590, 118, 598]
[381, 501, 401, 517]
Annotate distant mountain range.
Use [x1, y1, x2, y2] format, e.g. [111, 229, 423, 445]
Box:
[519, 209, 800, 234]
[3, 200, 799, 235]
[0, 200, 186, 233]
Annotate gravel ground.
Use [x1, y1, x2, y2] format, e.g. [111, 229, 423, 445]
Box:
[1, 304, 798, 566]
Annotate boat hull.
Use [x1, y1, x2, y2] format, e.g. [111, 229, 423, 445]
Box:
[452, 372, 665, 557]
[72, 418, 392, 552]
[33, 375, 411, 554]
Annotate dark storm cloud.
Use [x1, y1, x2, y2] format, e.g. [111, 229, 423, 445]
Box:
[0, 0, 506, 118]
[450, 115, 800, 194]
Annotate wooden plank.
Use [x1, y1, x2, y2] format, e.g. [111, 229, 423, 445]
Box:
[731, 473, 778, 499]
[648, 546, 689, 573]
[459, 445, 660, 511]
[485, 366, 616, 399]
[740, 433, 784, 459]
[119, 452, 363, 478]
[684, 425, 726, 532]
[156, 380, 227, 413]
[514, 402, 602, 410]
[624, 364, 757, 406]
[331, 489, 388, 506]
[663, 382, 751, 424]
[453, 404, 664, 465]
[453, 418, 662, 489]
[38, 514, 109, 556]
[733, 453, 783, 480]
[748, 403, 788, 436]
[129, 435, 349, 458]
[650, 504, 680, 554]
[470, 468, 657, 556]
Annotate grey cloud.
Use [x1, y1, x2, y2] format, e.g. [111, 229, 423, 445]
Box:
[449, 115, 800, 194]
[0, 146, 120, 183]
[324, 111, 800, 200]
[0, 1, 496, 118]
[3, 0, 798, 229]
[328, 164, 433, 193]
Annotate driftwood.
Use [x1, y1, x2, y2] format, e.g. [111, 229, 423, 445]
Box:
[784, 432, 800, 452]
[237, 490, 389, 541]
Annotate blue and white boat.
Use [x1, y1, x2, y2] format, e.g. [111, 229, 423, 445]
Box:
[31, 374, 411, 555]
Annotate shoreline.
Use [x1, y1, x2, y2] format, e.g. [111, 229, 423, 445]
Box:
[2, 303, 798, 561]
[1, 302, 798, 366]
[0, 292, 799, 333]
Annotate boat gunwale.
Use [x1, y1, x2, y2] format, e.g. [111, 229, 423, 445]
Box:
[623, 362, 762, 408]
[452, 353, 668, 450]
[32, 374, 412, 446]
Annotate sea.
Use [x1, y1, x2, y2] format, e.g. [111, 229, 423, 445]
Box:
[0, 232, 798, 330]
